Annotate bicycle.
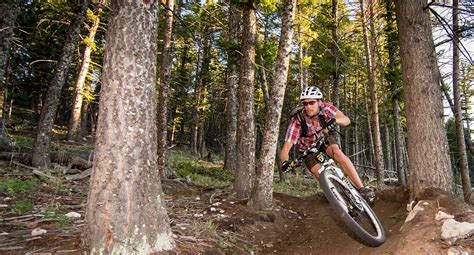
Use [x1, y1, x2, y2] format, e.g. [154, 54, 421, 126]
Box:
[285, 128, 386, 247]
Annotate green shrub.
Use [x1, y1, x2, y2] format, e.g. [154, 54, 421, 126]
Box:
[174, 161, 233, 182]
[8, 200, 34, 214]
[390, 211, 406, 222]
[44, 204, 72, 226]
[167, 149, 233, 188]
[0, 177, 38, 197]
[274, 175, 319, 197]
[167, 149, 320, 196]
[11, 135, 34, 148]
[192, 219, 218, 238]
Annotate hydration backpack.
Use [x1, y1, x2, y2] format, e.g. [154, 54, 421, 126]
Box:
[290, 106, 310, 137]
[290, 106, 331, 138]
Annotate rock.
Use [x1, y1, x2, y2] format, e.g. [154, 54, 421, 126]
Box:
[441, 219, 474, 240]
[447, 246, 469, 255]
[435, 211, 454, 221]
[65, 212, 81, 219]
[31, 228, 47, 236]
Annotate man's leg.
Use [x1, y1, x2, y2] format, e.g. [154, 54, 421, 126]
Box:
[303, 154, 322, 180]
[326, 144, 376, 203]
[325, 144, 364, 189]
[309, 164, 322, 180]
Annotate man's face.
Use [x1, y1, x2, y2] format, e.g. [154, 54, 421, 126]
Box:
[302, 99, 320, 117]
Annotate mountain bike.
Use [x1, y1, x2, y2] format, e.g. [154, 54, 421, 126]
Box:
[286, 129, 386, 247]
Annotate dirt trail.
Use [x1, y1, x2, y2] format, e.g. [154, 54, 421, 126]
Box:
[166, 183, 412, 254]
[1, 174, 472, 254]
[234, 189, 408, 255]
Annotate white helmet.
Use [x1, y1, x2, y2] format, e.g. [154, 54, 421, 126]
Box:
[300, 86, 323, 100]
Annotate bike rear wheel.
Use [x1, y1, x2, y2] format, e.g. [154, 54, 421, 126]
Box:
[319, 167, 386, 246]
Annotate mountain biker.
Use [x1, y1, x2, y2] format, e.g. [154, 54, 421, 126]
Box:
[279, 86, 376, 203]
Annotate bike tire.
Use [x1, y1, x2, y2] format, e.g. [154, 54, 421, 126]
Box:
[319, 167, 386, 247]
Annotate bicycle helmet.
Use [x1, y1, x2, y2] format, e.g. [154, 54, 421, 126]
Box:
[300, 86, 323, 100]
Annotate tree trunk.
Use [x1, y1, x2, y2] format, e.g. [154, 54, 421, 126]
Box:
[360, 0, 384, 186]
[67, 8, 101, 141]
[393, 97, 406, 186]
[0, 0, 19, 132]
[258, 13, 270, 106]
[234, 0, 257, 199]
[32, 1, 89, 168]
[249, 0, 295, 210]
[197, 35, 211, 158]
[224, 0, 240, 174]
[190, 45, 201, 154]
[384, 120, 393, 173]
[394, 0, 455, 199]
[86, 1, 174, 252]
[452, 0, 472, 203]
[297, 40, 304, 91]
[331, 0, 339, 107]
[157, 0, 175, 177]
[363, 85, 374, 165]
[384, 0, 406, 187]
[80, 97, 89, 138]
[353, 75, 360, 167]
[331, 0, 342, 144]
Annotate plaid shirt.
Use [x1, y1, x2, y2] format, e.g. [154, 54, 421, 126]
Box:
[284, 102, 339, 152]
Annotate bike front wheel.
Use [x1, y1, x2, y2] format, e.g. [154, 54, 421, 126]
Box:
[319, 167, 386, 247]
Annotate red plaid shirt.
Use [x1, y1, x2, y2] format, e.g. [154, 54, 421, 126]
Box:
[284, 102, 339, 152]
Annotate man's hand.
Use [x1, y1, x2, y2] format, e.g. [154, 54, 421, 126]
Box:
[322, 118, 337, 131]
[281, 160, 292, 173]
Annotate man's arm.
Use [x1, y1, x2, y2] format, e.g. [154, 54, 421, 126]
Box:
[335, 110, 350, 127]
[279, 141, 293, 163]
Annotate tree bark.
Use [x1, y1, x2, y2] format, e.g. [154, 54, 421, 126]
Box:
[32, 1, 89, 168]
[67, 8, 101, 141]
[86, 0, 174, 253]
[331, 0, 339, 108]
[224, 0, 240, 174]
[249, 0, 295, 210]
[0, 0, 19, 132]
[353, 75, 360, 167]
[80, 97, 89, 138]
[452, 0, 471, 203]
[360, 0, 384, 186]
[363, 85, 374, 166]
[157, 0, 175, 177]
[197, 35, 212, 158]
[384, 0, 406, 187]
[234, 0, 257, 199]
[384, 119, 393, 173]
[394, 0, 455, 199]
[331, 0, 342, 144]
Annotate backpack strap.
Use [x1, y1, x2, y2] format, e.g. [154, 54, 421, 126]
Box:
[295, 110, 309, 137]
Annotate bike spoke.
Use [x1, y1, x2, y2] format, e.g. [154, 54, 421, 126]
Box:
[327, 174, 383, 239]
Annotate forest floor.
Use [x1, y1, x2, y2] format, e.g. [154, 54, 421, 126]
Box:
[0, 129, 473, 254]
[1, 163, 473, 254]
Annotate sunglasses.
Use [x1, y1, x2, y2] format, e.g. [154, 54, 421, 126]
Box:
[302, 101, 318, 106]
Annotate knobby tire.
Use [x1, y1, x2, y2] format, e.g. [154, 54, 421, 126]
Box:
[319, 167, 386, 247]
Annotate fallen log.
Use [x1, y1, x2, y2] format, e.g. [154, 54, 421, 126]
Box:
[65, 168, 92, 181]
